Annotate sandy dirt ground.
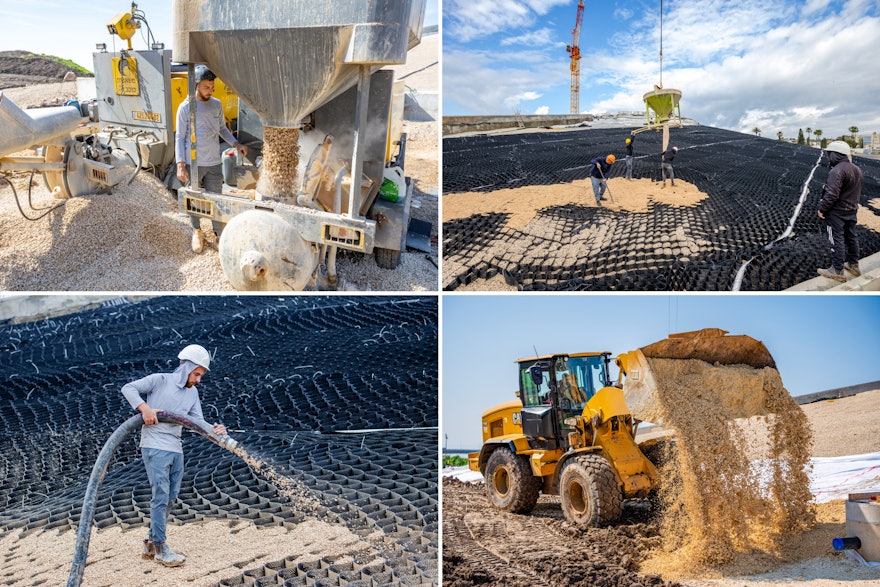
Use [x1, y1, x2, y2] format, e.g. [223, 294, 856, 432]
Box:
[443, 177, 708, 229]
[0, 518, 372, 586]
[443, 389, 880, 587]
[0, 37, 438, 292]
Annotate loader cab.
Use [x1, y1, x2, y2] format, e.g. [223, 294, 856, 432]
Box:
[517, 353, 611, 450]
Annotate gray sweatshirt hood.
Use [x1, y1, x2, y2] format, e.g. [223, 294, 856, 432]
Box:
[172, 360, 200, 389]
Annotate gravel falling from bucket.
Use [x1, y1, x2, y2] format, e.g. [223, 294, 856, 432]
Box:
[257, 126, 300, 199]
[643, 360, 815, 573]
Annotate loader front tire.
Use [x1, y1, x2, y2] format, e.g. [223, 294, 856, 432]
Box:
[559, 454, 622, 526]
[484, 448, 540, 514]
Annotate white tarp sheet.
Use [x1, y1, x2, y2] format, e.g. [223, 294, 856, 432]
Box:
[444, 452, 880, 504]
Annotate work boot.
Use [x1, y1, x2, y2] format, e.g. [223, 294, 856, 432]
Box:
[142, 539, 157, 560]
[600, 196, 608, 201]
[154, 542, 186, 567]
[191, 228, 205, 254]
[844, 262, 861, 277]
[817, 266, 845, 282]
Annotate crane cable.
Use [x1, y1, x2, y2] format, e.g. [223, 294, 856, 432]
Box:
[659, 0, 664, 87]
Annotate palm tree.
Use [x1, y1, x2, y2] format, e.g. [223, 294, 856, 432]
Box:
[850, 126, 859, 141]
[777, 131, 784, 141]
[752, 127, 761, 136]
[814, 129, 823, 145]
[806, 127, 812, 145]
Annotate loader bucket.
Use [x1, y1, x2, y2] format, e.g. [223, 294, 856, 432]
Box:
[617, 328, 778, 423]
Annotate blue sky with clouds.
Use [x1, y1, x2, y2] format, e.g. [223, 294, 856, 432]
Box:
[443, 0, 880, 138]
[0, 1, 438, 85]
[442, 295, 880, 450]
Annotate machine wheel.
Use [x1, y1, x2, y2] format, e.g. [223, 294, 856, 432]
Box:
[374, 247, 401, 269]
[484, 448, 541, 514]
[559, 454, 622, 526]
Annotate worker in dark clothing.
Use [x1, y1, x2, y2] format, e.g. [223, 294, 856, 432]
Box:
[817, 141, 862, 282]
[625, 132, 635, 180]
[660, 146, 677, 187]
[589, 154, 615, 205]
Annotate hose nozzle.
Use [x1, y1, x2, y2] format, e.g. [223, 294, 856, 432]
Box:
[216, 435, 238, 451]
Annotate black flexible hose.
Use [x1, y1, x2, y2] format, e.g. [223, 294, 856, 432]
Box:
[66, 412, 237, 587]
[2, 174, 66, 221]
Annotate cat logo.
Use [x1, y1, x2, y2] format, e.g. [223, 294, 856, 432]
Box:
[512, 412, 522, 425]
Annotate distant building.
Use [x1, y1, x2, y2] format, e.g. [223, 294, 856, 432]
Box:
[862, 132, 880, 154]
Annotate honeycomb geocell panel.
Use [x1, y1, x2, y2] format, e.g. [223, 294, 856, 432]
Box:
[0, 295, 438, 586]
[443, 126, 880, 291]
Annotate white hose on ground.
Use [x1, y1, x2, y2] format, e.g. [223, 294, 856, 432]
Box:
[732, 151, 825, 291]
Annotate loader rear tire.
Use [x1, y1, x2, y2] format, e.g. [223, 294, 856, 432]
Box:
[484, 448, 541, 514]
[559, 454, 622, 526]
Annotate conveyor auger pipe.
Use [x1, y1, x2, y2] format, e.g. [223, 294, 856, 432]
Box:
[66, 411, 237, 587]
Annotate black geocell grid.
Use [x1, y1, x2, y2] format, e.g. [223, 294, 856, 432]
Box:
[0, 296, 438, 587]
[443, 125, 880, 291]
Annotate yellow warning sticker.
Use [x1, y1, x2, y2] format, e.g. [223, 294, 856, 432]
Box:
[132, 110, 161, 122]
[112, 57, 139, 96]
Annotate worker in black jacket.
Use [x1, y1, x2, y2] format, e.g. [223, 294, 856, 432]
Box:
[660, 146, 677, 187]
[625, 132, 635, 180]
[589, 154, 615, 205]
[817, 141, 862, 282]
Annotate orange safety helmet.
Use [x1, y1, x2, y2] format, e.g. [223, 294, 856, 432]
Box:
[606, 154, 616, 164]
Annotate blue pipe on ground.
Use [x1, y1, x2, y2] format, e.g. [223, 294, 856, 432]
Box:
[66, 412, 237, 587]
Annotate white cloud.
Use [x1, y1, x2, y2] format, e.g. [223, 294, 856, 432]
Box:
[444, 0, 568, 42]
[584, 1, 880, 137]
[444, 0, 880, 137]
[444, 47, 568, 114]
[535, 105, 550, 115]
[501, 28, 560, 47]
[614, 7, 634, 20]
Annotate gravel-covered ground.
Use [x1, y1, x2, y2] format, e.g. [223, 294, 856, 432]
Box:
[0, 296, 438, 586]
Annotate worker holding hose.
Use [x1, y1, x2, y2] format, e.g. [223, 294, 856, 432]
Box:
[120, 344, 227, 567]
[817, 141, 862, 282]
[589, 154, 615, 206]
[175, 66, 248, 255]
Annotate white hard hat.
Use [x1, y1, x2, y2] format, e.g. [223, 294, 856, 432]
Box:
[825, 141, 852, 159]
[178, 344, 211, 370]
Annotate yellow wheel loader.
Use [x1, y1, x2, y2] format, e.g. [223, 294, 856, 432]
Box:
[468, 329, 778, 526]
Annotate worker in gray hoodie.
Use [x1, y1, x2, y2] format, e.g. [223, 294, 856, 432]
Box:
[175, 66, 248, 254]
[121, 344, 227, 567]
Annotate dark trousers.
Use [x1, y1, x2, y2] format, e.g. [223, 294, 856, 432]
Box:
[823, 211, 859, 270]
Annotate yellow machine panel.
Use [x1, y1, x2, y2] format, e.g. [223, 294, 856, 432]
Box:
[112, 57, 139, 96]
[481, 399, 523, 443]
[170, 73, 239, 132]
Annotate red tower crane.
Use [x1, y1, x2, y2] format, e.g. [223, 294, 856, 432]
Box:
[566, 0, 585, 114]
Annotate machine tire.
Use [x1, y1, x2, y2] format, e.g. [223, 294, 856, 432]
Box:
[559, 453, 622, 526]
[374, 247, 401, 269]
[484, 448, 541, 514]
